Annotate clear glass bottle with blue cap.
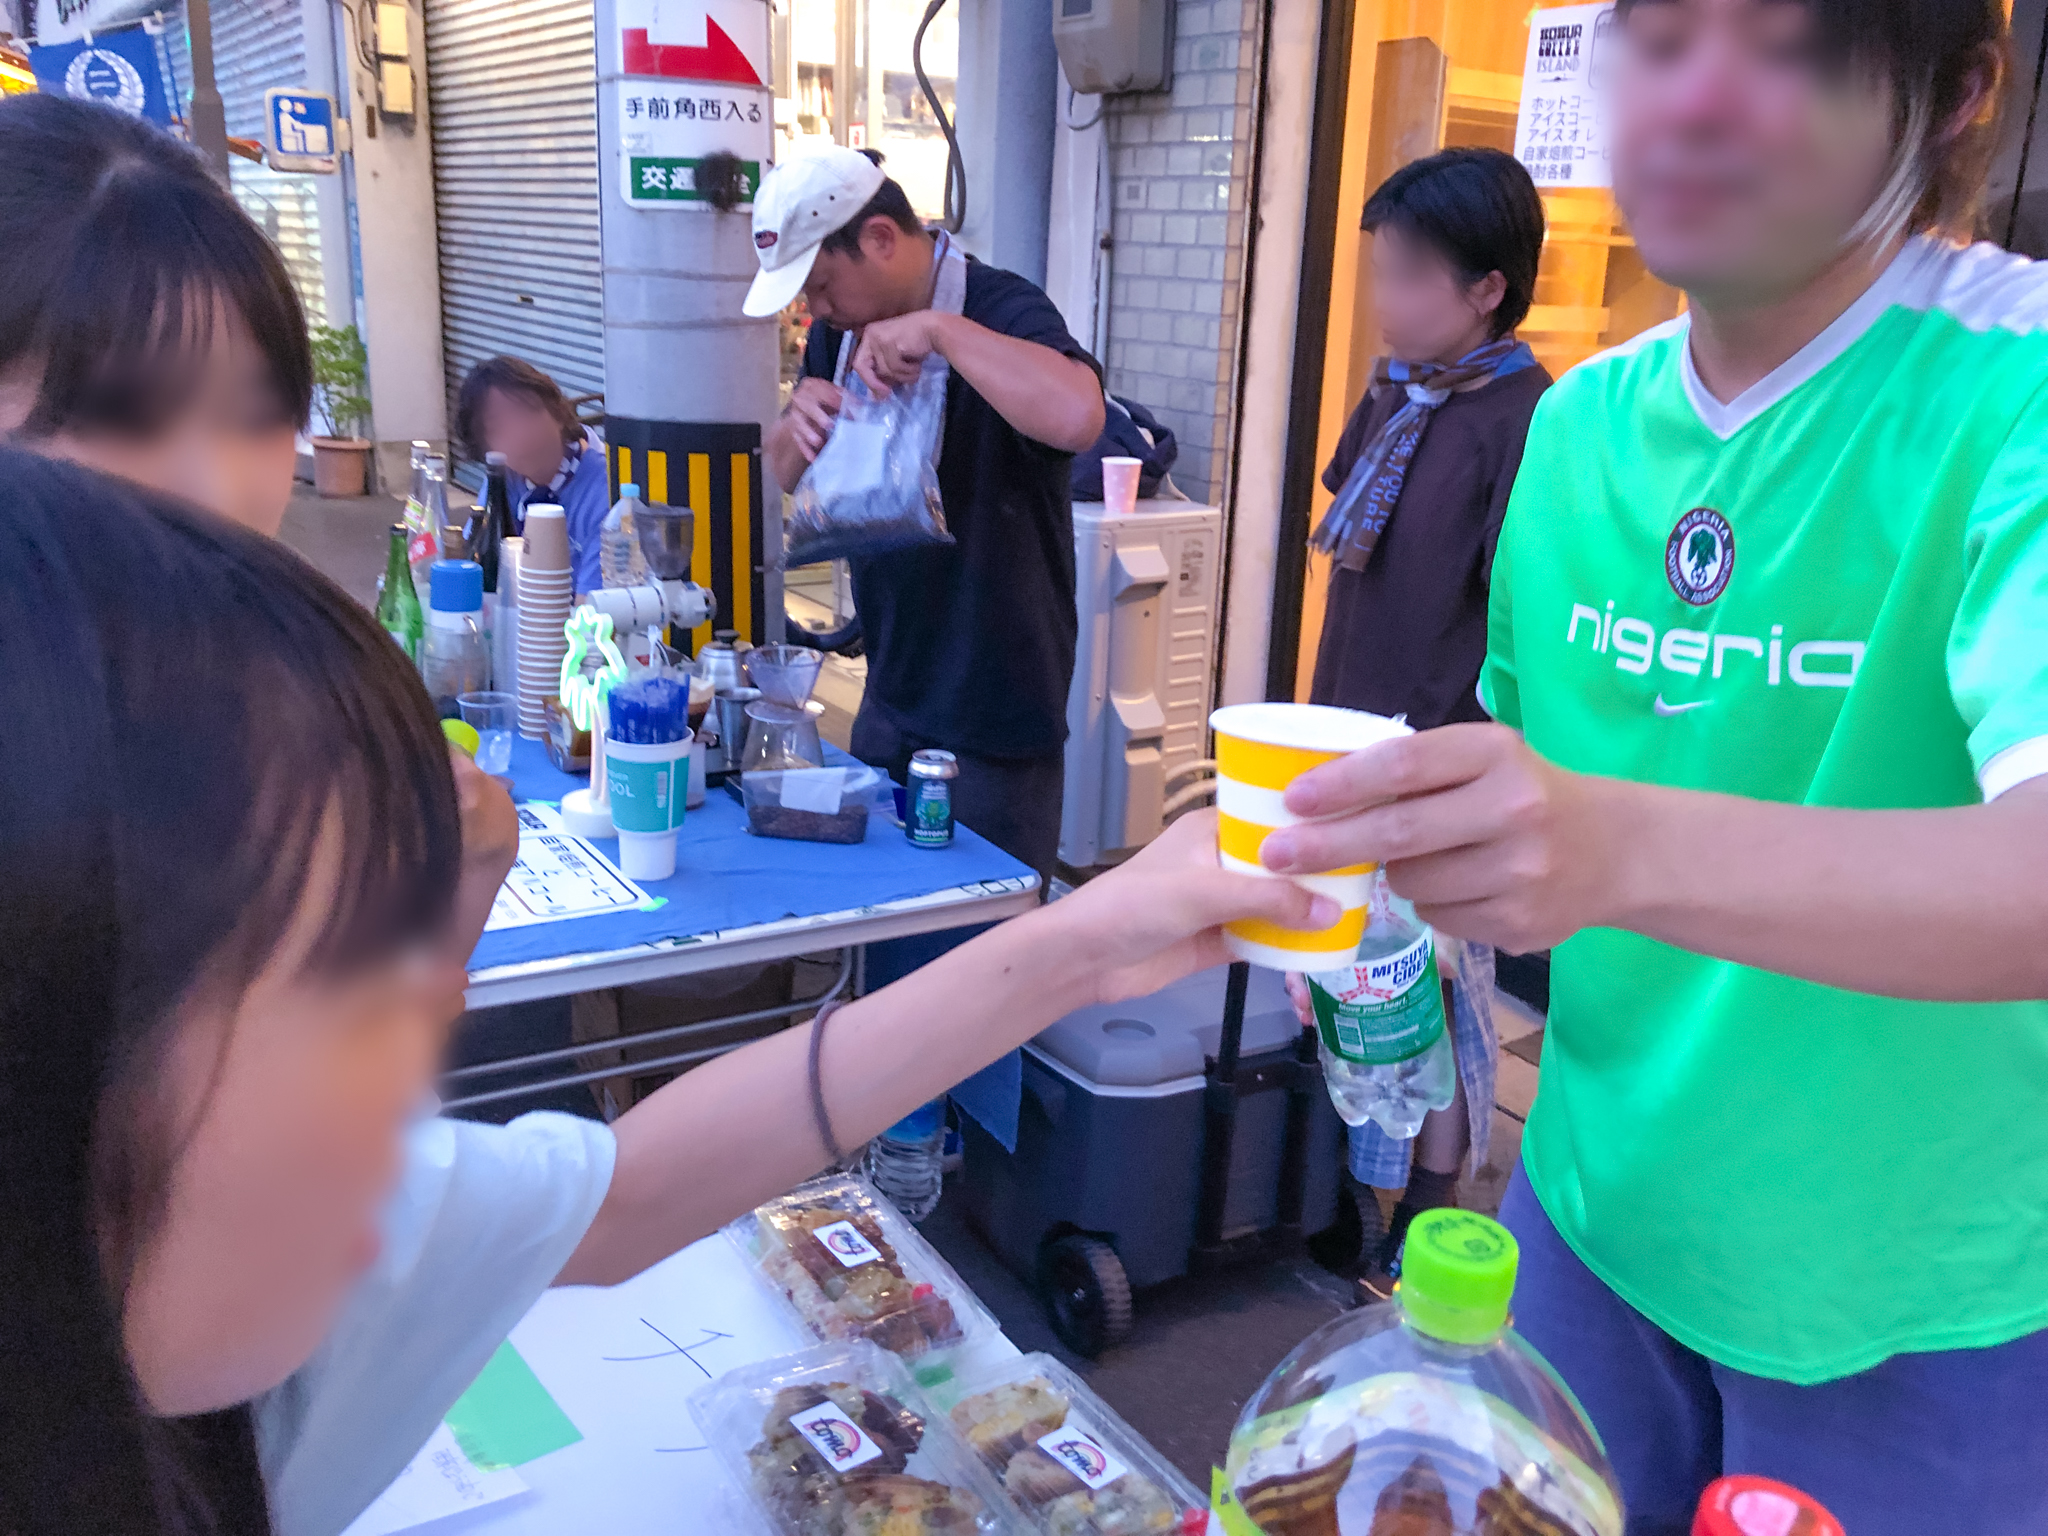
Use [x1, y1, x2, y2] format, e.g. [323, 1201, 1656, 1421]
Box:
[1220, 1210, 1624, 1535]
[420, 558, 490, 719]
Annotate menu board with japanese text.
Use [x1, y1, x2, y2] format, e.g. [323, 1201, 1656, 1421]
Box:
[1514, 3, 1618, 190]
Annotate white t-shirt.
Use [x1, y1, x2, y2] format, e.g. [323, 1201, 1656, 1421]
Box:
[254, 1111, 617, 1536]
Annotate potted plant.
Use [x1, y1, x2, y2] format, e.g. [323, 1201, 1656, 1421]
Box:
[309, 323, 374, 497]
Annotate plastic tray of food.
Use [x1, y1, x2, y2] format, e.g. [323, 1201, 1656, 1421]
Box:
[726, 1171, 1001, 1368]
[690, 1339, 1022, 1536]
[744, 764, 884, 843]
[949, 1354, 1209, 1536]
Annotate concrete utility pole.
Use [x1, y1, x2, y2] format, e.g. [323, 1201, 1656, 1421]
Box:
[181, 0, 232, 185]
[593, 0, 784, 646]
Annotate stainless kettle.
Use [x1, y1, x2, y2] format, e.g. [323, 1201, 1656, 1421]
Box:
[697, 630, 754, 773]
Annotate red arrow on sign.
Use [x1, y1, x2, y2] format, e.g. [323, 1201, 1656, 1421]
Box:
[622, 20, 762, 85]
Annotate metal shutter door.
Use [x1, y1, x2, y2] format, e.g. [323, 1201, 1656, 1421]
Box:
[209, 0, 329, 326]
[211, 0, 302, 137]
[425, 0, 605, 417]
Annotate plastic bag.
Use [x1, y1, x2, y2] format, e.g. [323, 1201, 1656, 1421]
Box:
[787, 360, 953, 566]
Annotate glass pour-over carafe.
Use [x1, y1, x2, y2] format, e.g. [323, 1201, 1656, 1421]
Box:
[741, 701, 823, 772]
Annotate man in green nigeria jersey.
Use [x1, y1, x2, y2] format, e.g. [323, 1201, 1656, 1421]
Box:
[1259, 1, 2048, 1529]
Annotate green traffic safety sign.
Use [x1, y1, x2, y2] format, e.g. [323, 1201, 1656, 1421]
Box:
[629, 156, 760, 204]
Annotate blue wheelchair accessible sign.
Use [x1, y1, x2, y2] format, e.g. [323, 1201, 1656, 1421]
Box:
[265, 88, 341, 174]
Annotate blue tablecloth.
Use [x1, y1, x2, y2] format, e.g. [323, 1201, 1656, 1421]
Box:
[467, 737, 1031, 973]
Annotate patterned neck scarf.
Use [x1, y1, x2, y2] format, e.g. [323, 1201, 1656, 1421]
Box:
[1310, 336, 1536, 571]
[519, 438, 588, 533]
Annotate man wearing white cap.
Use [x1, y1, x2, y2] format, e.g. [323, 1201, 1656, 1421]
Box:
[750, 146, 1104, 883]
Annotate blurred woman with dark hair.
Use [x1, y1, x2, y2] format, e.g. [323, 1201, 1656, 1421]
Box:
[455, 355, 609, 592]
[0, 93, 312, 533]
[1289, 147, 1550, 1300]
[0, 91, 519, 962]
[0, 449, 1323, 1536]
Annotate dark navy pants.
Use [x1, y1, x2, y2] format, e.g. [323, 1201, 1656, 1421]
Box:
[1500, 1170, 2048, 1536]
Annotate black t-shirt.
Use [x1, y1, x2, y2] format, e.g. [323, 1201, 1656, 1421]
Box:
[1309, 362, 1550, 730]
[802, 259, 1098, 758]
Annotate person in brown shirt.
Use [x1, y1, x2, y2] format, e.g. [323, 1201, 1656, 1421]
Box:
[1311, 147, 1550, 726]
[1293, 147, 1549, 1298]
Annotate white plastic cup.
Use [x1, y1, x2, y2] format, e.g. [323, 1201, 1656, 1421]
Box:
[604, 732, 691, 881]
[615, 828, 677, 880]
[1102, 455, 1143, 516]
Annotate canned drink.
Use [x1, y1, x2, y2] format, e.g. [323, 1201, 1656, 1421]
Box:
[906, 749, 958, 848]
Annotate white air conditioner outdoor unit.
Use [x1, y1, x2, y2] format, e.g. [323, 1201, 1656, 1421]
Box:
[1059, 497, 1224, 869]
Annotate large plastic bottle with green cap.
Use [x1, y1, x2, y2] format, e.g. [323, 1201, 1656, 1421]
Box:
[1217, 1210, 1624, 1536]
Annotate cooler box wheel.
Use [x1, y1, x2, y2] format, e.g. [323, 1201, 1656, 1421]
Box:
[1038, 1234, 1133, 1357]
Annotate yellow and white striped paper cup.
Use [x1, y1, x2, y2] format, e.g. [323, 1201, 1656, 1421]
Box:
[1210, 702, 1413, 970]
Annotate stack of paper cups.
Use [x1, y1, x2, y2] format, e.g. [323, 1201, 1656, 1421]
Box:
[516, 506, 573, 737]
[1209, 702, 1413, 970]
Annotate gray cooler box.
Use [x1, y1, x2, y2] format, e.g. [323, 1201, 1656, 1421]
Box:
[958, 964, 1349, 1352]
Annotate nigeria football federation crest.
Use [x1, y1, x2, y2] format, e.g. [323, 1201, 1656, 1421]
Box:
[1666, 506, 1733, 605]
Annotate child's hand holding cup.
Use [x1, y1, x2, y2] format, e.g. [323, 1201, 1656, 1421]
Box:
[1209, 703, 1413, 969]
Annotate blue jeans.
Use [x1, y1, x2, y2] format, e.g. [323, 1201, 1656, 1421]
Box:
[1500, 1170, 2048, 1536]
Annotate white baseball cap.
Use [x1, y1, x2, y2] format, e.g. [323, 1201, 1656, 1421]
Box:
[742, 146, 889, 317]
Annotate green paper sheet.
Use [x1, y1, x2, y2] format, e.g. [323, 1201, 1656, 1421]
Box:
[444, 1341, 582, 1471]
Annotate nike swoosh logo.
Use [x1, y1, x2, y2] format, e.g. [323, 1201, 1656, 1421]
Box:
[1653, 695, 1712, 717]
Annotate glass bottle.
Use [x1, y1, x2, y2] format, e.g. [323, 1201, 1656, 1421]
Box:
[402, 439, 430, 527]
[375, 522, 424, 662]
[411, 458, 450, 603]
[464, 452, 510, 593]
[490, 449, 519, 544]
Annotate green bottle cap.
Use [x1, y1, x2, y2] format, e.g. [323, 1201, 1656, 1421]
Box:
[1397, 1209, 1518, 1344]
[442, 718, 481, 757]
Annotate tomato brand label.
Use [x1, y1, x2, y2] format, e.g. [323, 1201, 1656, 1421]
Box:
[1035, 1422, 1128, 1491]
[790, 1401, 883, 1471]
[812, 1219, 883, 1269]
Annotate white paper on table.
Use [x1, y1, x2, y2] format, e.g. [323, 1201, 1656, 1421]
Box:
[368, 1233, 1021, 1535]
[485, 804, 651, 931]
[341, 1423, 529, 1536]
[777, 767, 847, 814]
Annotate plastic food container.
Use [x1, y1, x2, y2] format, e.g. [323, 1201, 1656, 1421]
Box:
[745, 764, 883, 844]
[949, 1354, 1207, 1536]
[727, 1172, 1000, 1370]
[690, 1339, 1019, 1536]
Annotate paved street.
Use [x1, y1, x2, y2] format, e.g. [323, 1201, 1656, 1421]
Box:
[278, 482, 401, 610]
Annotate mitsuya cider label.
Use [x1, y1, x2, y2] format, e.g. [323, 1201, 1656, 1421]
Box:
[1307, 928, 1446, 1065]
